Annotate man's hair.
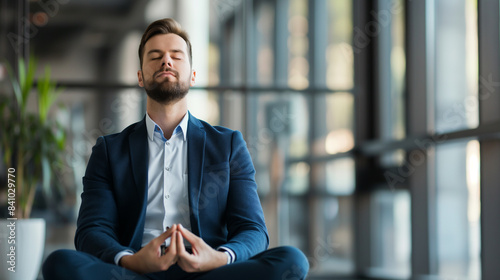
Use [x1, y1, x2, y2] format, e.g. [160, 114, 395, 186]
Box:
[138, 18, 192, 68]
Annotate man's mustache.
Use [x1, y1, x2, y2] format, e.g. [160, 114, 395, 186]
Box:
[154, 67, 179, 79]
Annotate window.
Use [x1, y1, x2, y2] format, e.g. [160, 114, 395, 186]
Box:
[214, 0, 356, 277]
[369, 190, 411, 278]
[435, 140, 481, 279]
[434, 0, 478, 133]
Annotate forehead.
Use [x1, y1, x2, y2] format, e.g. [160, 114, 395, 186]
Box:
[144, 33, 189, 54]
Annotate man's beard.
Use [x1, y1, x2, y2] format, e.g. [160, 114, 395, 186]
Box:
[143, 70, 190, 104]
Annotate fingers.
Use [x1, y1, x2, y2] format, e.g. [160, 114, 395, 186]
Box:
[176, 231, 198, 272]
[165, 224, 177, 237]
[153, 224, 177, 247]
[168, 227, 177, 254]
[161, 227, 177, 259]
[177, 224, 200, 246]
[176, 231, 192, 258]
[159, 228, 179, 269]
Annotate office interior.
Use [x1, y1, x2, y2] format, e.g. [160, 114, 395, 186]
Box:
[1, 0, 500, 279]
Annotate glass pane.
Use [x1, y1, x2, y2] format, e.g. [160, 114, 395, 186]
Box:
[247, 92, 309, 191]
[284, 162, 310, 195]
[220, 90, 244, 132]
[313, 158, 355, 196]
[379, 149, 406, 169]
[326, 0, 353, 90]
[255, 1, 275, 86]
[260, 194, 279, 247]
[368, 190, 411, 278]
[376, 0, 406, 146]
[435, 140, 481, 279]
[310, 196, 354, 276]
[207, 42, 220, 86]
[187, 90, 220, 125]
[280, 197, 308, 253]
[434, 0, 479, 133]
[288, 0, 309, 90]
[314, 92, 354, 156]
[249, 93, 309, 161]
[218, 9, 246, 86]
[391, 0, 406, 140]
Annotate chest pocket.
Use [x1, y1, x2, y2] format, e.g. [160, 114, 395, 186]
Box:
[199, 162, 230, 212]
[203, 162, 230, 187]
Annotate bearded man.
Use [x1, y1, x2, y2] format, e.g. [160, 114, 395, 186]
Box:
[42, 18, 309, 280]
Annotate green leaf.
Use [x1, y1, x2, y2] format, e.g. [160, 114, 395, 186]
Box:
[17, 58, 25, 95]
[25, 57, 36, 106]
[5, 61, 22, 107]
[55, 122, 66, 150]
[1, 55, 68, 218]
[37, 66, 62, 123]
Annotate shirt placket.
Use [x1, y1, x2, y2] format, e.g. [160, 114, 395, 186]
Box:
[162, 139, 173, 230]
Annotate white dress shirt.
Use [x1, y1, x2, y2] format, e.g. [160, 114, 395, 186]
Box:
[114, 112, 234, 265]
[142, 112, 191, 246]
[114, 113, 190, 264]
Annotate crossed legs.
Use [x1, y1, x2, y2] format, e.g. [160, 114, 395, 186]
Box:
[42, 246, 309, 280]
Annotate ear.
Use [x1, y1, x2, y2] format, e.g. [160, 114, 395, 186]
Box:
[190, 69, 196, 87]
[137, 70, 144, 87]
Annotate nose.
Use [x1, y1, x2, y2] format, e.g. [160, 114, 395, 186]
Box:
[162, 55, 173, 68]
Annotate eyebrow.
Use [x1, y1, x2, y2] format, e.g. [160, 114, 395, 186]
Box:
[146, 49, 186, 56]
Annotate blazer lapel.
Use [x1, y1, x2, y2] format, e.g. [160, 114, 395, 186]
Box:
[187, 113, 206, 237]
[128, 118, 149, 246]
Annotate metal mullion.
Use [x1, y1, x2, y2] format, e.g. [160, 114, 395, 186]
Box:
[478, 0, 500, 279]
[18, 0, 29, 62]
[242, 1, 253, 140]
[274, 0, 289, 88]
[273, 0, 290, 248]
[53, 82, 355, 93]
[360, 122, 500, 156]
[308, 5, 330, 266]
[286, 151, 355, 165]
[407, 0, 437, 276]
[305, 0, 317, 263]
[352, 0, 374, 275]
[218, 14, 229, 126]
[286, 191, 345, 199]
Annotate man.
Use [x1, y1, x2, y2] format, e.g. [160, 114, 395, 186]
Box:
[43, 18, 309, 280]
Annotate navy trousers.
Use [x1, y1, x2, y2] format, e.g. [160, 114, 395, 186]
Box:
[42, 246, 309, 280]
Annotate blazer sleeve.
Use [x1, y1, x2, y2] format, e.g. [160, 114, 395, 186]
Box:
[74, 136, 133, 263]
[221, 131, 270, 262]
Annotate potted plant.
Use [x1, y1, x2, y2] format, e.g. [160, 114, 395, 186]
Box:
[0, 57, 66, 280]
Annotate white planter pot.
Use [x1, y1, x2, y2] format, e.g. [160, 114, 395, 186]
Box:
[0, 218, 46, 280]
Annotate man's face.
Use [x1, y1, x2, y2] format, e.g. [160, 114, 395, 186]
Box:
[138, 33, 195, 104]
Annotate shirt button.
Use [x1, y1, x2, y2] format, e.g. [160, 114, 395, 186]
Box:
[166, 142, 170, 146]
[165, 193, 170, 199]
[165, 167, 170, 171]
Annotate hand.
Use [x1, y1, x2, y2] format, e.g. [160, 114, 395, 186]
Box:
[176, 224, 228, 272]
[120, 225, 179, 274]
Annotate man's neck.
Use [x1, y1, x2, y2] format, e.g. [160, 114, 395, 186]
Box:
[146, 97, 188, 140]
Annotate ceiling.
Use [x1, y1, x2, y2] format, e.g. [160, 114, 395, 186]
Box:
[27, 0, 152, 55]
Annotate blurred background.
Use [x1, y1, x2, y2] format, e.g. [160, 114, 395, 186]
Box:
[1, 0, 500, 279]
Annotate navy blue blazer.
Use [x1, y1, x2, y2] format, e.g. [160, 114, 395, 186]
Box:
[75, 113, 269, 264]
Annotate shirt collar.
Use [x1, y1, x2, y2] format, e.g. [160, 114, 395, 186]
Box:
[145, 112, 189, 142]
